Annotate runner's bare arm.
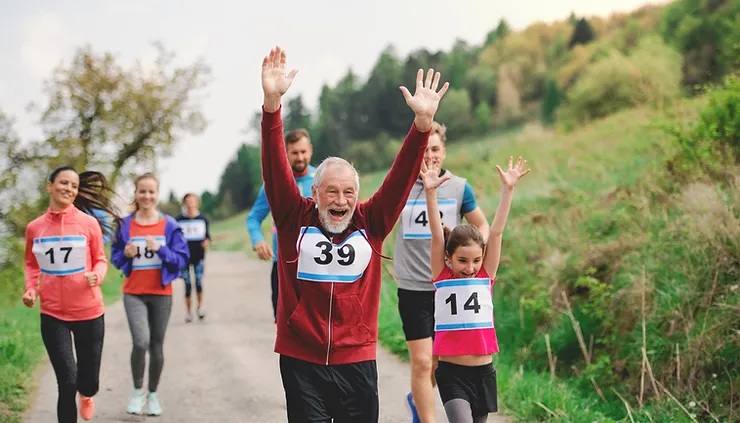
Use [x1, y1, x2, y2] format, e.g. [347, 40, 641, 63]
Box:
[260, 46, 305, 230]
[482, 156, 530, 279]
[420, 161, 450, 280]
[363, 68, 450, 238]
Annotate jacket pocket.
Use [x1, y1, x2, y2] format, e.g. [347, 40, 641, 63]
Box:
[65, 275, 101, 314]
[331, 294, 372, 348]
[287, 290, 330, 350]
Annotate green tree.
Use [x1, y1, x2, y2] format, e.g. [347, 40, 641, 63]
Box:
[474, 102, 493, 134]
[434, 88, 475, 139]
[285, 94, 312, 132]
[30, 43, 210, 188]
[569, 18, 596, 48]
[541, 78, 563, 125]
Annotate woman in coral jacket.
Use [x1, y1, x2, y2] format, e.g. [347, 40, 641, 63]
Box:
[23, 166, 121, 423]
[110, 172, 189, 417]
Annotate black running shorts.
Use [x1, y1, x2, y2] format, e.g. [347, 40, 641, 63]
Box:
[279, 354, 379, 423]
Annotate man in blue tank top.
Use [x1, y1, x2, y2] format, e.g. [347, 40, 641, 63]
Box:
[246, 128, 315, 322]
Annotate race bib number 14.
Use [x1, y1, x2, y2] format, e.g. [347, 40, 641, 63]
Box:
[402, 199, 458, 239]
[32, 236, 87, 276]
[130, 236, 165, 270]
[434, 278, 494, 331]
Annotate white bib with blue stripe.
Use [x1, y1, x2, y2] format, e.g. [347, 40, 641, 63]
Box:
[401, 199, 459, 239]
[296, 226, 372, 283]
[433, 278, 493, 331]
[131, 236, 166, 270]
[32, 236, 87, 276]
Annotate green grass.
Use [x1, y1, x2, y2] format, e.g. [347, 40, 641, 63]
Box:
[208, 211, 262, 258]
[0, 255, 123, 423]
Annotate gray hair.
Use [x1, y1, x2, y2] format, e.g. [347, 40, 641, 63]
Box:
[313, 157, 360, 192]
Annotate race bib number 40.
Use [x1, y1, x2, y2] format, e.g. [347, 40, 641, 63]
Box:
[434, 278, 494, 331]
[180, 220, 207, 241]
[32, 236, 87, 276]
[402, 199, 458, 239]
[296, 227, 372, 283]
[130, 236, 166, 270]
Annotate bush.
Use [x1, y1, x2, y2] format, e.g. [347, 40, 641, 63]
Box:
[666, 73, 740, 182]
[558, 35, 682, 126]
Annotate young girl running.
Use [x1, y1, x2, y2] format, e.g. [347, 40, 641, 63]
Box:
[23, 166, 121, 423]
[175, 192, 211, 322]
[421, 156, 530, 423]
[111, 173, 189, 417]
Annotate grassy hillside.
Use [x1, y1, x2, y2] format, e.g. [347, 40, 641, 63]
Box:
[362, 92, 737, 422]
[0, 251, 123, 423]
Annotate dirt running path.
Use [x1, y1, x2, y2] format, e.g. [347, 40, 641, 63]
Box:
[24, 252, 510, 422]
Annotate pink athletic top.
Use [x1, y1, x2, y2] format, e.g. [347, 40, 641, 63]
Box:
[432, 266, 500, 356]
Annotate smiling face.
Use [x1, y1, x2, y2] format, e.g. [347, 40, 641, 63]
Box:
[446, 242, 484, 278]
[444, 224, 486, 278]
[424, 133, 447, 169]
[46, 170, 79, 210]
[134, 176, 159, 212]
[312, 161, 358, 234]
[184, 194, 199, 215]
[287, 136, 313, 174]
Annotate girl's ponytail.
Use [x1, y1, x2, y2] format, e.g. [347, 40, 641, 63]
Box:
[75, 171, 122, 236]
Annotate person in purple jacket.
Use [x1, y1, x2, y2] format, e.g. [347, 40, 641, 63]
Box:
[110, 173, 189, 417]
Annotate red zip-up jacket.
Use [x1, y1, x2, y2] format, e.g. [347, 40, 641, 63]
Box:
[262, 106, 429, 365]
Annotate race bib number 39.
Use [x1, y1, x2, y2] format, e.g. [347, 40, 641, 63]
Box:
[32, 236, 87, 276]
[131, 236, 165, 270]
[180, 220, 207, 241]
[402, 199, 458, 239]
[434, 278, 494, 331]
[296, 227, 372, 283]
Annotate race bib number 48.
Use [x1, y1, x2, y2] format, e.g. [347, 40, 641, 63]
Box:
[32, 236, 87, 276]
[434, 278, 494, 331]
[402, 199, 458, 239]
[180, 220, 207, 241]
[296, 227, 372, 283]
[130, 236, 166, 270]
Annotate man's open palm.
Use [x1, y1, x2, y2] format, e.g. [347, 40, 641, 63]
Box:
[261, 46, 298, 98]
[400, 68, 450, 119]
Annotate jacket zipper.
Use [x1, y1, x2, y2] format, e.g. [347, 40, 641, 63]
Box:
[325, 282, 334, 365]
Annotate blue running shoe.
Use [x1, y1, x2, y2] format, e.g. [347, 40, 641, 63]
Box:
[405, 392, 421, 423]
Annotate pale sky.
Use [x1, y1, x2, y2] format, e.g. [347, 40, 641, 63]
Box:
[0, 0, 663, 200]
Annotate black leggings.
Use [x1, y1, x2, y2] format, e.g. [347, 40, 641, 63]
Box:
[40, 313, 105, 423]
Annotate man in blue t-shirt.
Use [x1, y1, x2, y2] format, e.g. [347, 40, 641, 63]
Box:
[246, 128, 315, 322]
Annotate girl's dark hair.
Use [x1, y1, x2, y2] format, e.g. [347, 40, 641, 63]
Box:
[182, 192, 198, 204]
[48, 166, 122, 236]
[131, 173, 159, 211]
[443, 224, 486, 256]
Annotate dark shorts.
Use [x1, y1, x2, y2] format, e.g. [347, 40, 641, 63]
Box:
[397, 288, 435, 341]
[436, 361, 498, 416]
[279, 355, 379, 423]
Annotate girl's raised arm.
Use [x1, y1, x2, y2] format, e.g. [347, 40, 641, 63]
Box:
[420, 161, 451, 280]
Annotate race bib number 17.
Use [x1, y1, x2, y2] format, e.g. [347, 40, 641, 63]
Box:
[32, 236, 87, 276]
[402, 199, 458, 239]
[130, 236, 165, 270]
[434, 278, 494, 331]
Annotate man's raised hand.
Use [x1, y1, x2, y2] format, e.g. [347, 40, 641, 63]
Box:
[261, 46, 298, 112]
[399, 68, 450, 132]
